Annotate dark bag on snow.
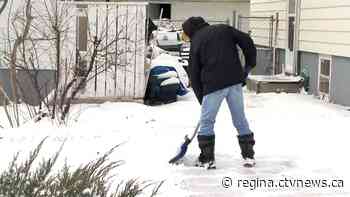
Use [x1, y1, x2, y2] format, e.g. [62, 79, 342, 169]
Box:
[144, 66, 187, 106]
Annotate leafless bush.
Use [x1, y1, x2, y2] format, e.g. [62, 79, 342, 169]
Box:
[1, 0, 144, 126]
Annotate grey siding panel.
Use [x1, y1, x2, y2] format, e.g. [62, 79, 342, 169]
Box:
[0, 69, 13, 102]
[0, 69, 56, 106]
[17, 70, 56, 106]
[331, 56, 350, 106]
[299, 51, 319, 95]
[276, 48, 285, 74]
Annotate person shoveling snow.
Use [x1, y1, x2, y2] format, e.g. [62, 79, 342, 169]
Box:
[178, 16, 258, 169]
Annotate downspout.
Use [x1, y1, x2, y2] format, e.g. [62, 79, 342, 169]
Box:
[294, 0, 301, 75]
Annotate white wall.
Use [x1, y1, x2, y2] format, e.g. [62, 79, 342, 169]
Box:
[0, 0, 56, 69]
[171, 1, 250, 26]
[69, 2, 147, 99]
[0, 1, 147, 99]
[299, 0, 350, 58]
[250, 0, 287, 48]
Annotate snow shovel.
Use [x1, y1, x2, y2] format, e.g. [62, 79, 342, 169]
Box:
[169, 122, 200, 164]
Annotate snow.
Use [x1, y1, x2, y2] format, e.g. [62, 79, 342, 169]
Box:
[151, 53, 190, 87]
[248, 75, 304, 82]
[0, 90, 350, 196]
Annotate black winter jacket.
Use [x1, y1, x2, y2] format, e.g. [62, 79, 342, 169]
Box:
[182, 17, 257, 104]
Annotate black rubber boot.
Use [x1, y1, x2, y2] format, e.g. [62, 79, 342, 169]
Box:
[196, 135, 216, 169]
[237, 133, 255, 159]
[238, 133, 256, 167]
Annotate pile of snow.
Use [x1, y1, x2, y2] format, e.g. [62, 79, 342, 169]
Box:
[151, 53, 189, 87]
[249, 74, 304, 82]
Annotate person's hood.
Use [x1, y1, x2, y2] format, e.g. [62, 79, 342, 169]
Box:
[182, 17, 209, 39]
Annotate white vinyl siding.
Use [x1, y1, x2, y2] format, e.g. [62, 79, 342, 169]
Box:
[250, 0, 287, 48]
[171, 1, 250, 24]
[299, 0, 350, 57]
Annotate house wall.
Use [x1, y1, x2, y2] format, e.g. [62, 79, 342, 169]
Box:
[0, 0, 56, 105]
[0, 69, 55, 106]
[17, 70, 56, 106]
[70, 2, 147, 99]
[171, 1, 250, 26]
[1, 1, 148, 104]
[330, 56, 350, 106]
[298, 51, 350, 107]
[299, 0, 350, 58]
[250, 0, 287, 48]
[0, 0, 20, 59]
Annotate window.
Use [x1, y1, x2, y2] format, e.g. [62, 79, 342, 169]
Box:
[76, 6, 88, 80]
[78, 16, 88, 51]
[320, 59, 330, 76]
[77, 7, 88, 52]
[318, 56, 331, 95]
[159, 4, 171, 19]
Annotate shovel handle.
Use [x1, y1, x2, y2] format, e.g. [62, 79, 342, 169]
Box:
[188, 122, 200, 142]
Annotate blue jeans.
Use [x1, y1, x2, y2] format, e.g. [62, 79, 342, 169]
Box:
[199, 84, 252, 136]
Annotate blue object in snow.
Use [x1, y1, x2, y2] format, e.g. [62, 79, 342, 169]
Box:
[169, 123, 200, 164]
[149, 65, 188, 96]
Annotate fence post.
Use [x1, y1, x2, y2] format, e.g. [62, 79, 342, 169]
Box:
[272, 12, 279, 75]
[269, 15, 274, 48]
[237, 14, 241, 30]
[232, 10, 237, 27]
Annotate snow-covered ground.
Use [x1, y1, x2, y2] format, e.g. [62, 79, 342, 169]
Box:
[0, 90, 350, 196]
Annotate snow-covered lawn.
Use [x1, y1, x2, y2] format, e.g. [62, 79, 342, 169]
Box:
[0, 90, 349, 196]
